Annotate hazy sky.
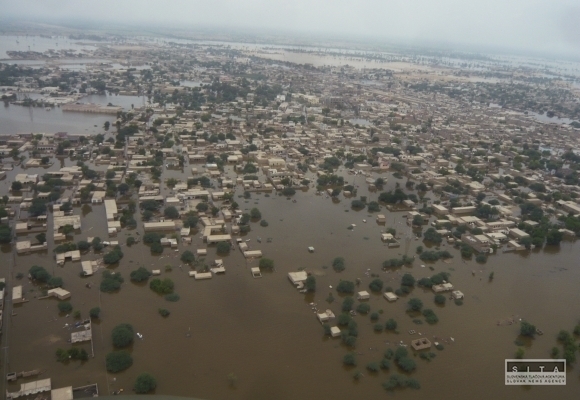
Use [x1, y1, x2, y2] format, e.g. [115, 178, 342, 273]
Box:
[2, 0, 580, 56]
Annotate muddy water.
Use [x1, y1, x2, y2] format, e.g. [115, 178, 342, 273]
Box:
[2, 161, 580, 400]
[0, 103, 112, 135]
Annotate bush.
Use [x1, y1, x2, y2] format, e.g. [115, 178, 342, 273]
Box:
[397, 357, 417, 372]
[337, 313, 351, 326]
[57, 301, 73, 313]
[401, 273, 416, 287]
[216, 241, 230, 254]
[260, 219, 269, 227]
[150, 278, 174, 295]
[385, 319, 397, 331]
[134, 373, 157, 394]
[106, 351, 133, 372]
[370, 312, 379, 321]
[126, 237, 136, 246]
[332, 257, 346, 272]
[282, 187, 296, 196]
[407, 298, 423, 311]
[89, 307, 101, 319]
[336, 280, 355, 294]
[342, 335, 357, 347]
[369, 278, 383, 292]
[434, 294, 446, 305]
[130, 267, 151, 283]
[305, 275, 316, 292]
[520, 321, 536, 337]
[374, 323, 384, 332]
[259, 258, 274, 270]
[250, 208, 261, 219]
[342, 297, 354, 312]
[380, 358, 391, 370]
[356, 303, 371, 314]
[159, 308, 170, 317]
[47, 277, 63, 288]
[422, 309, 439, 324]
[343, 353, 356, 366]
[180, 250, 195, 263]
[366, 361, 380, 372]
[165, 293, 180, 302]
[475, 254, 487, 263]
[112, 323, 134, 348]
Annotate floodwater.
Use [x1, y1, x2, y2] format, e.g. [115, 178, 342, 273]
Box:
[0, 103, 112, 135]
[78, 95, 147, 110]
[0, 35, 97, 59]
[0, 94, 143, 135]
[1, 157, 579, 400]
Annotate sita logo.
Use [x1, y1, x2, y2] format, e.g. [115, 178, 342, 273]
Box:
[511, 365, 561, 373]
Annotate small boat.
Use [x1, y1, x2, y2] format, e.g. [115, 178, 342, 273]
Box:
[136, 333, 143, 339]
[257, 237, 261, 243]
[362, 219, 367, 223]
[450, 337, 455, 342]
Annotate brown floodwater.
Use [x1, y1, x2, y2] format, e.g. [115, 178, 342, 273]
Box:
[2, 159, 580, 400]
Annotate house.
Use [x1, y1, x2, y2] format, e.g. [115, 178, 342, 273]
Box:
[251, 267, 262, 278]
[143, 221, 176, 231]
[330, 326, 341, 337]
[316, 309, 336, 323]
[288, 271, 308, 286]
[12, 285, 23, 304]
[509, 228, 530, 240]
[47, 288, 71, 300]
[451, 290, 464, 300]
[384, 292, 398, 302]
[357, 291, 370, 300]
[411, 338, 432, 351]
[432, 282, 454, 293]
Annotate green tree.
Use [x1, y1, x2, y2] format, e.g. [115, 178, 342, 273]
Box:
[250, 208, 262, 219]
[57, 301, 73, 313]
[29, 198, 47, 217]
[385, 318, 397, 331]
[149, 278, 174, 294]
[180, 250, 195, 263]
[369, 278, 384, 292]
[259, 258, 274, 270]
[520, 321, 536, 337]
[305, 275, 316, 292]
[106, 351, 133, 372]
[434, 294, 446, 305]
[332, 256, 346, 272]
[89, 307, 101, 319]
[216, 241, 230, 254]
[134, 373, 157, 394]
[35, 232, 46, 244]
[342, 296, 355, 312]
[112, 323, 134, 348]
[130, 267, 151, 283]
[343, 353, 356, 366]
[336, 280, 355, 294]
[164, 206, 179, 219]
[11, 181, 23, 191]
[407, 298, 423, 312]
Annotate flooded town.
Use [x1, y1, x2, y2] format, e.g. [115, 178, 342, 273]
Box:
[0, 12, 580, 400]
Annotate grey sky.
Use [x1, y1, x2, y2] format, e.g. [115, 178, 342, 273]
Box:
[2, 0, 579, 56]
